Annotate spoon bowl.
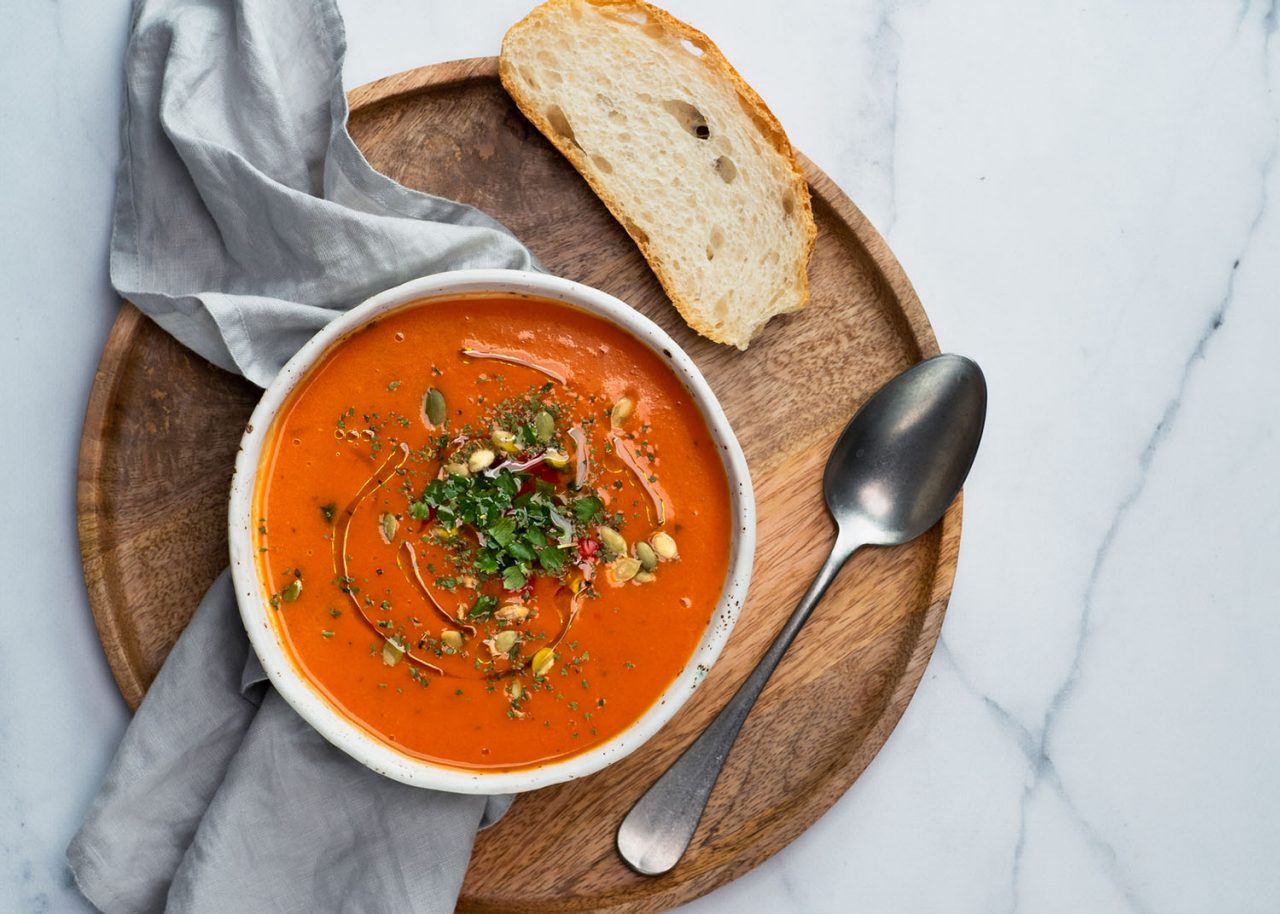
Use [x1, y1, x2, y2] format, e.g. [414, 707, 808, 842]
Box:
[825, 355, 986, 545]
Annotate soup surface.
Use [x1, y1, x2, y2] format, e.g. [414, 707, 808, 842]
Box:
[254, 295, 732, 770]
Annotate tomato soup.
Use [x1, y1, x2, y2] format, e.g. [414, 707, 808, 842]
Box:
[254, 295, 732, 771]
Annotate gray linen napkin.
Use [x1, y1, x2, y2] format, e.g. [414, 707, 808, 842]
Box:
[69, 0, 538, 911]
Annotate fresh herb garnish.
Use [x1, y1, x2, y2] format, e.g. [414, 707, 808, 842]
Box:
[467, 594, 498, 620]
[404, 392, 611, 594]
[572, 495, 603, 524]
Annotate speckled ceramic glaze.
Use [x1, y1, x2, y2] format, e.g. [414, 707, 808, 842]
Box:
[228, 269, 755, 793]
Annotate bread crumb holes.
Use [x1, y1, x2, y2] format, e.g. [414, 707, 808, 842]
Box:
[662, 100, 710, 139]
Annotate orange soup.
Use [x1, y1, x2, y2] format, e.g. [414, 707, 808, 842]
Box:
[254, 295, 732, 771]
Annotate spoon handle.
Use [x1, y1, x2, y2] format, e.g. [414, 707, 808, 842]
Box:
[616, 536, 859, 876]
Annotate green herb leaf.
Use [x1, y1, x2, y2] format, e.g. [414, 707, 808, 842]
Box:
[573, 496, 604, 524]
[507, 540, 536, 562]
[488, 515, 517, 548]
[467, 594, 498, 620]
[494, 471, 519, 498]
[502, 565, 527, 591]
[524, 527, 548, 547]
[538, 546, 567, 573]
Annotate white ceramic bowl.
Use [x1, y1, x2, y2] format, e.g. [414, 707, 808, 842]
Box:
[229, 269, 755, 794]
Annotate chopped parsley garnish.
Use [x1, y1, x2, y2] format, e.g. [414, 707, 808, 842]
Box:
[572, 495, 604, 524]
[410, 469, 593, 591]
[467, 594, 498, 620]
[404, 392, 614, 594]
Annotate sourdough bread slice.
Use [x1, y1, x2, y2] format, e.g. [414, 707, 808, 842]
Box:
[500, 0, 816, 349]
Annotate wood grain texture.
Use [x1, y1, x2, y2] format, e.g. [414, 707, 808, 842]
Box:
[78, 57, 960, 914]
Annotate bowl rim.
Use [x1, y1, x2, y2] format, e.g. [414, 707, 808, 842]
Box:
[228, 269, 756, 793]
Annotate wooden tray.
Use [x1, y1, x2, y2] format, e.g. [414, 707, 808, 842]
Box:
[78, 57, 959, 913]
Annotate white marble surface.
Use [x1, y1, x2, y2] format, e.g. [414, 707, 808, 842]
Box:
[2, 1, 1278, 911]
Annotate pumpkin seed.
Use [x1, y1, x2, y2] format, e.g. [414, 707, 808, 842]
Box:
[612, 556, 642, 582]
[381, 640, 404, 667]
[491, 428, 519, 453]
[534, 410, 556, 442]
[445, 461, 469, 477]
[545, 448, 570, 468]
[379, 512, 398, 544]
[650, 531, 678, 560]
[507, 680, 524, 700]
[491, 630, 519, 655]
[424, 387, 446, 426]
[635, 541, 658, 571]
[634, 570, 656, 584]
[281, 578, 303, 602]
[496, 603, 529, 623]
[441, 629, 464, 652]
[610, 396, 635, 426]
[532, 647, 556, 678]
[598, 526, 627, 556]
[467, 448, 495, 473]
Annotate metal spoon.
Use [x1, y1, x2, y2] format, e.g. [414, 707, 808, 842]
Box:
[616, 353, 987, 876]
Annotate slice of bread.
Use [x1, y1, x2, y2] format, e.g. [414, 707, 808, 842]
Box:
[500, 0, 817, 349]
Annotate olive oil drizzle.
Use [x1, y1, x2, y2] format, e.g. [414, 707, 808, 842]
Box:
[397, 541, 477, 636]
[331, 442, 444, 675]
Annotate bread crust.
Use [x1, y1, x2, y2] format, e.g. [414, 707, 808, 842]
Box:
[500, 0, 817, 348]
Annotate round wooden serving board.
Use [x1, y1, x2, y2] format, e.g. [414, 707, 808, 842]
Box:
[78, 58, 959, 913]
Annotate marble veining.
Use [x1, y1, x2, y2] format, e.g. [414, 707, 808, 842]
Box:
[938, 62, 1280, 912]
[851, 0, 910, 235]
[3, 1, 1279, 913]
[1001, 136, 1276, 912]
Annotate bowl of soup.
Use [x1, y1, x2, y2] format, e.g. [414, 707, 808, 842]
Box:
[229, 269, 754, 793]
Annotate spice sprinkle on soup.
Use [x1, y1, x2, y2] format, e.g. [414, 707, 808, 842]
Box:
[254, 295, 733, 770]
